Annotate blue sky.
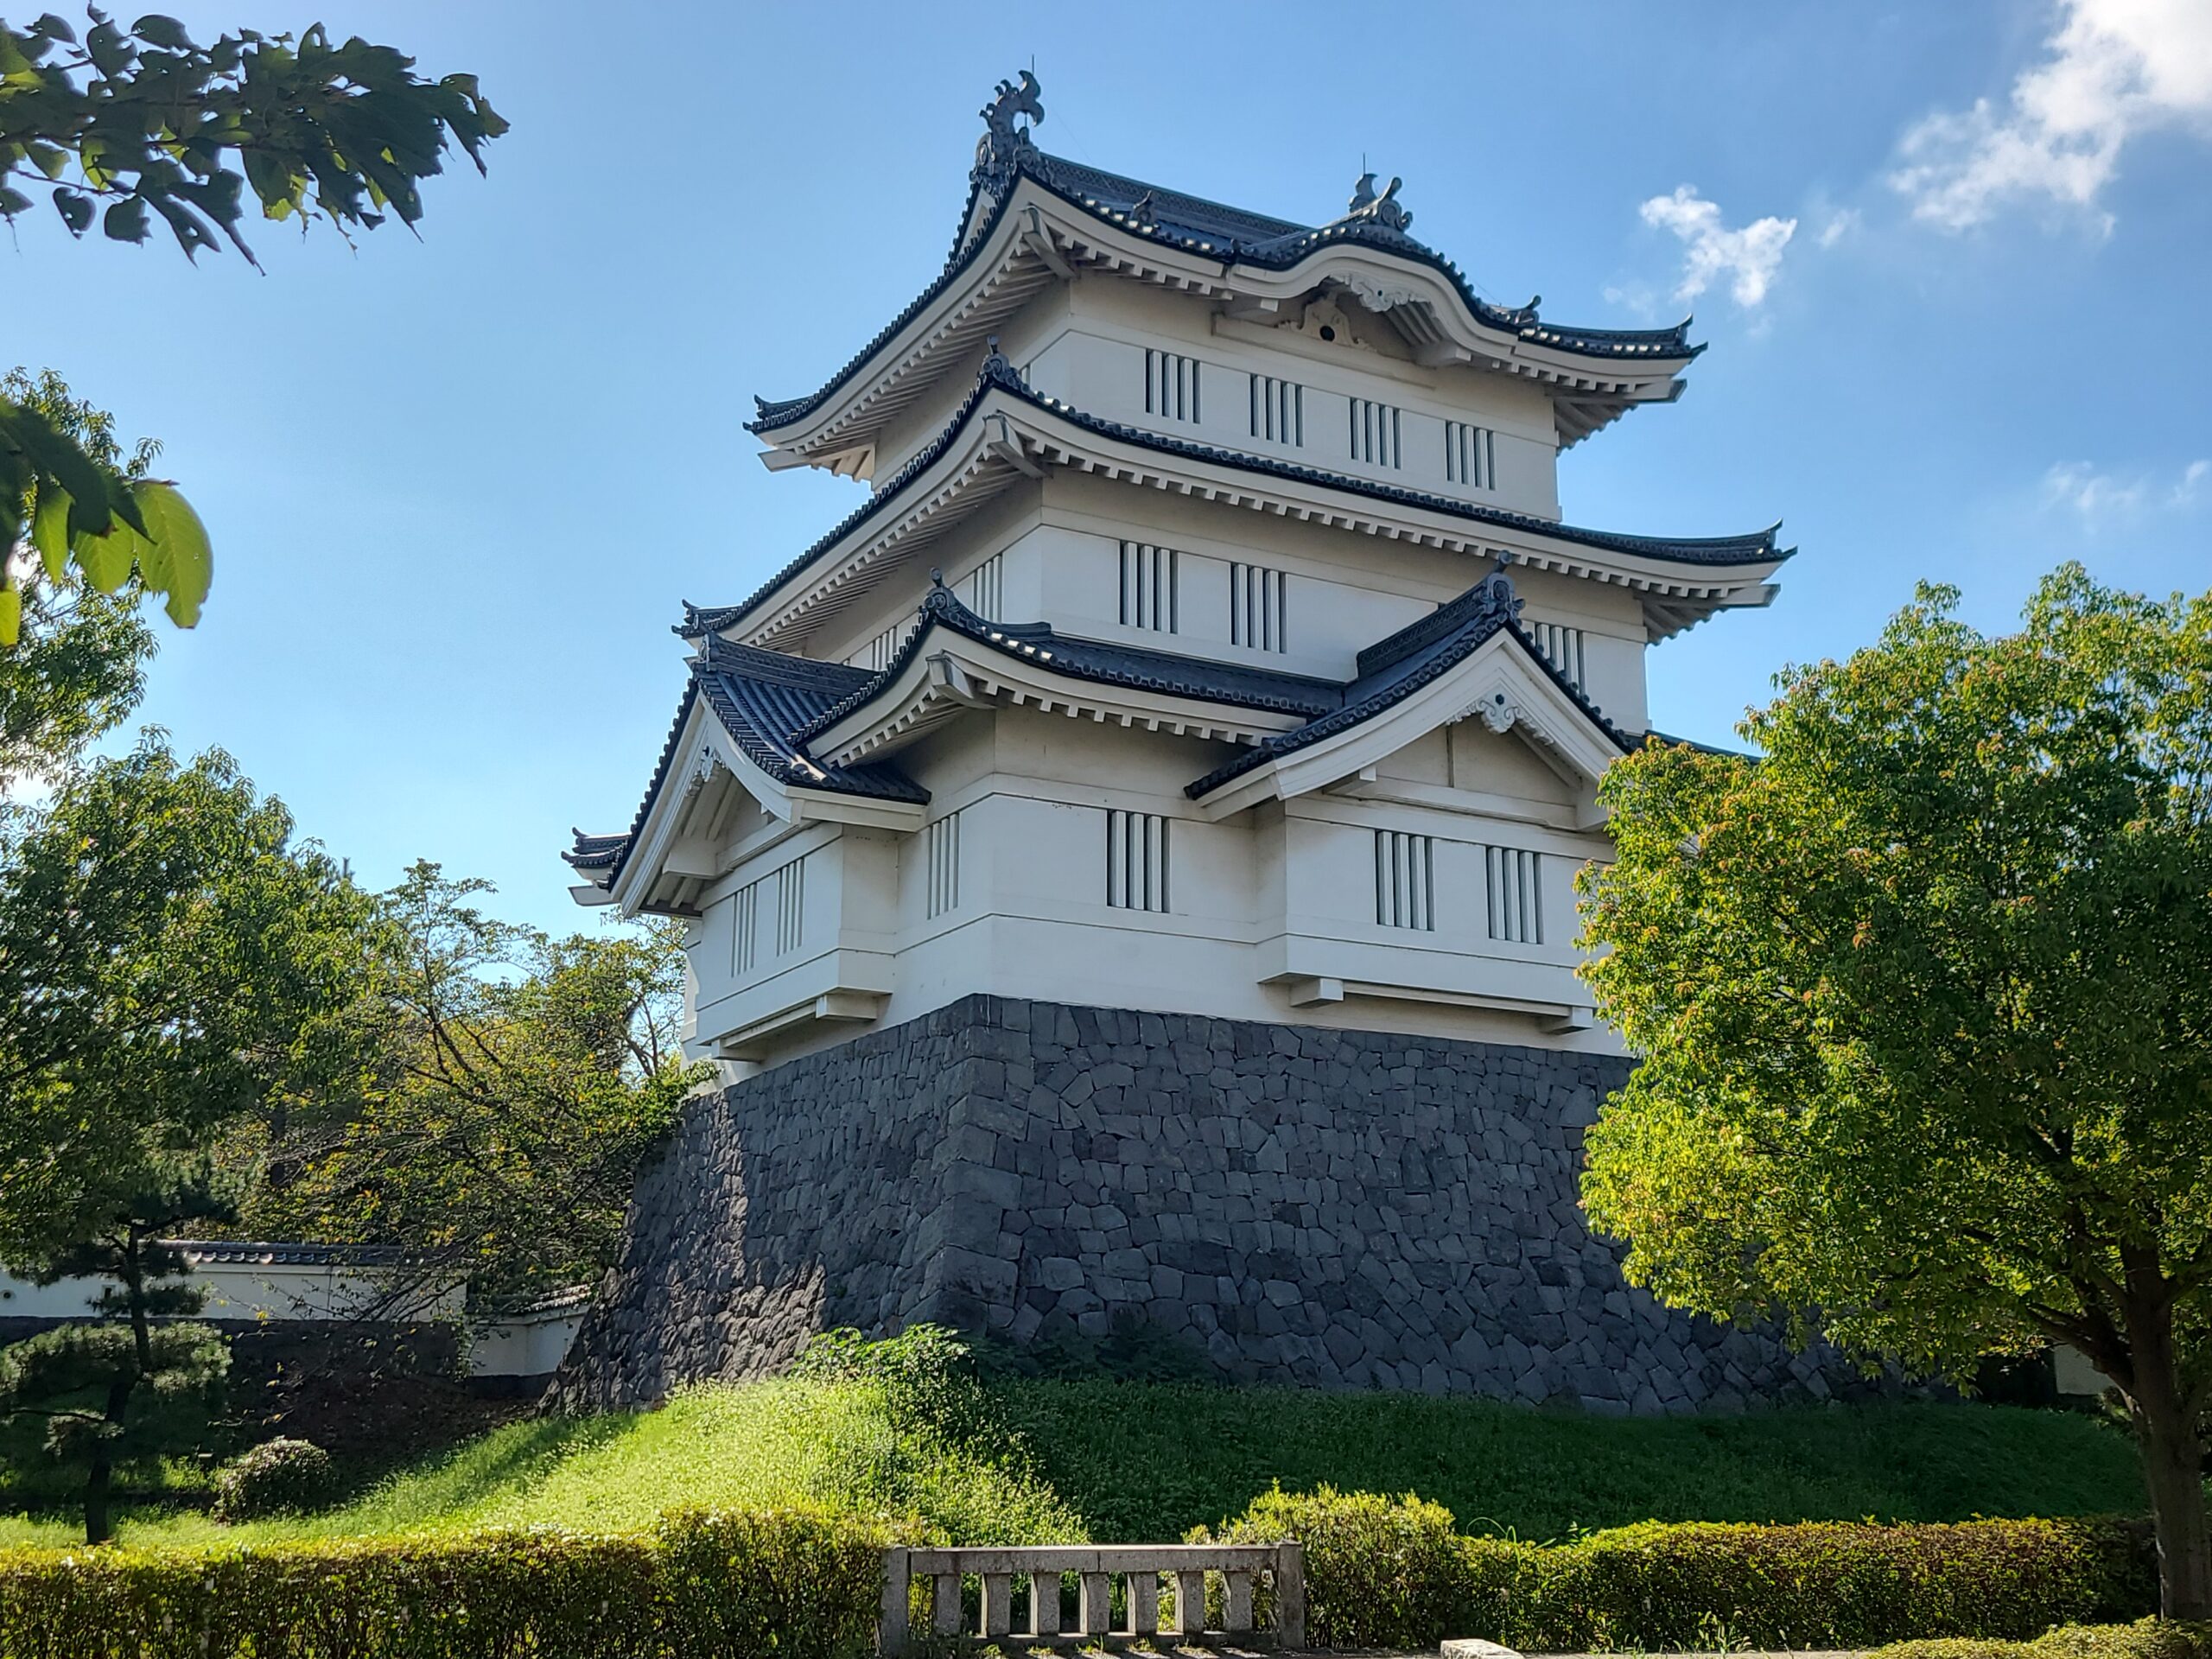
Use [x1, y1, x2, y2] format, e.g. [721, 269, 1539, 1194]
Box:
[10, 0, 2209, 935]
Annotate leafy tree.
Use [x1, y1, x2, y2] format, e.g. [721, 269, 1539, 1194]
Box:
[0, 8, 506, 642]
[1577, 566, 2212, 1615]
[0, 738, 385, 1541]
[0, 369, 156, 787]
[254, 864, 703, 1307]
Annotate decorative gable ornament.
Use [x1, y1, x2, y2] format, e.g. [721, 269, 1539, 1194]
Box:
[1344, 172, 1413, 233]
[971, 71, 1045, 195]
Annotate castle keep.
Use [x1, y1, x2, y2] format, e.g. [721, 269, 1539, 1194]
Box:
[555, 77, 1830, 1410]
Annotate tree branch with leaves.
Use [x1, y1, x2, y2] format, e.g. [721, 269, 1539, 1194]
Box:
[0, 8, 505, 645]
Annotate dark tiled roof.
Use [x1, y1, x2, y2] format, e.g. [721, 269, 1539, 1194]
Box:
[171, 1239, 416, 1268]
[748, 151, 1697, 439]
[681, 367, 1014, 640]
[1186, 571, 1636, 799]
[564, 641, 926, 885]
[795, 582, 1345, 745]
[1001, 376, 1788, 568]
[689, 363, 1789, 646]
[1027, 157, 1697, 359]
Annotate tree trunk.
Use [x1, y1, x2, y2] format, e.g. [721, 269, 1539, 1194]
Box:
[2120, 1284, 2212, 1623]
[84, 1371, 134, 1547]
[83, 1455, 111, 1548]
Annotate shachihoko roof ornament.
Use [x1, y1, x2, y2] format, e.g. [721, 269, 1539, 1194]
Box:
[972, 70, 1045, 194]
[1344, 173, 1412, 234]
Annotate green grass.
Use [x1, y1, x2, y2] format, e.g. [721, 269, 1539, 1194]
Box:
[0, 1378, 2146, 1553]
[995, 1383, 2149, 1542]
[0, 1375, 1079, 1551]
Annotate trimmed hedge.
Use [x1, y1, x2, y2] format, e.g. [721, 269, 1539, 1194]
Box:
[0, 1510, 888, 1659]
[1202, 1486, 2156, 1651]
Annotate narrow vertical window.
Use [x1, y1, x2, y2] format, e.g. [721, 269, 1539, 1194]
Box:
[925, 810, 963, 919]
[961, 553, 1004, 621]
[1349, 397, 1403, 467]
[731, 881, 759, 976]
[1144, 350, 1203, 423]
[1446, 421, 1495, 489]
[1528, 620, 1588, 690]
[1229, 563, 1289, 652]
[1373, 830, 1435, 931]
[1248, 374, 1306, 446]
[1484, 846, 1543, 944]
[1104, 810, 1172, 913]
[1118, 542, 1180, 632]
[774, 857, 806, 956]
[855, 620, 907, 672]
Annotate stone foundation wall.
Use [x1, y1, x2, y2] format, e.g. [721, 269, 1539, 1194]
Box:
[552, 996, 1846, 1413]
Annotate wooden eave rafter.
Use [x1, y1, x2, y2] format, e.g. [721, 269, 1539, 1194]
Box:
[810, 632, 1306, 769]
[728, 390, 1783, 658]
[754, 180, 1694, 467]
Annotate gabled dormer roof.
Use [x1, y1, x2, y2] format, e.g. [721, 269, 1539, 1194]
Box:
[564, 637, 926, 896]
[1186, 569, 1635, 810]
[748, 76, 1700, 471]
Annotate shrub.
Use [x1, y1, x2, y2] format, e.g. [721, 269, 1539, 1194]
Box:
[0, 1508, 888, 1659]
[1205, 1486, 2157, 1651]
[1874, 1621, 2212, 1659]
[1195, 1484, 1471, 1649]
[211, 1437, 337, 1521]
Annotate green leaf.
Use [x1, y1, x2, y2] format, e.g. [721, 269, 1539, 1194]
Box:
[102, 196, 149, 244]
[132, 483, 212, 626]
[73, 524, 142, 594]
[26, 142, 66, 181]
[0, 186, 30, 219]
[53, 188, 92, 237]
[130, 14, 193, 49]
[0, 586, 19, 648]
[29, 486, 71, 582]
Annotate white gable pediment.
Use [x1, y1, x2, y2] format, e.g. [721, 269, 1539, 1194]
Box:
[1194, 632, 1625, 823]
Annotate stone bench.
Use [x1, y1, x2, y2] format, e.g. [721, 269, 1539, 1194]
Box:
[879, 1541, 1305, 1652]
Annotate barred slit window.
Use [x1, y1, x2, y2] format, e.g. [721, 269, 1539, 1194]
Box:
[1445, 420, 1496, 489]
[856, 620, 907, 672]
[1144, 349, 1202, 423]
[1119, 541, 1180, 632]
[1484, 845, 1543, 944]
[774, 857, 806, 956]
[961, 552, 1004, 621]
[925, 810, 963, 920]
[730, 881, 760, 976]
[1249, 374, 1305, 446]
[1374, 830, 1435, 931]
[1105, 809, 1171, 913]
[1527, 620, 1587, 690]
[1230, 563, 1288, 652]
[1348, 397, 1402, 467]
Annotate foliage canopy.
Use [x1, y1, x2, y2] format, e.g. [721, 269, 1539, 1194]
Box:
[1577, 564, 2212, 1611]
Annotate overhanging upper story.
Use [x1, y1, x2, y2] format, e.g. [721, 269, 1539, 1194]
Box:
[748, 73, 1700, 493]
[682, 359, 1789, 671]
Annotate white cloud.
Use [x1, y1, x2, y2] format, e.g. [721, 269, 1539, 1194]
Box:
[2042, 457, 2209, 526]
[1816, 208, 1861, 249]
[1637, 187, 1798, 308]
[1891, 0, 2212, 231]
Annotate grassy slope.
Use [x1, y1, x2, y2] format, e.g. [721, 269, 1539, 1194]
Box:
[0, 1377, 1078, 1551]
[996, 1384, 2148, 1542]
[0, 1382, 2146, 1552]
